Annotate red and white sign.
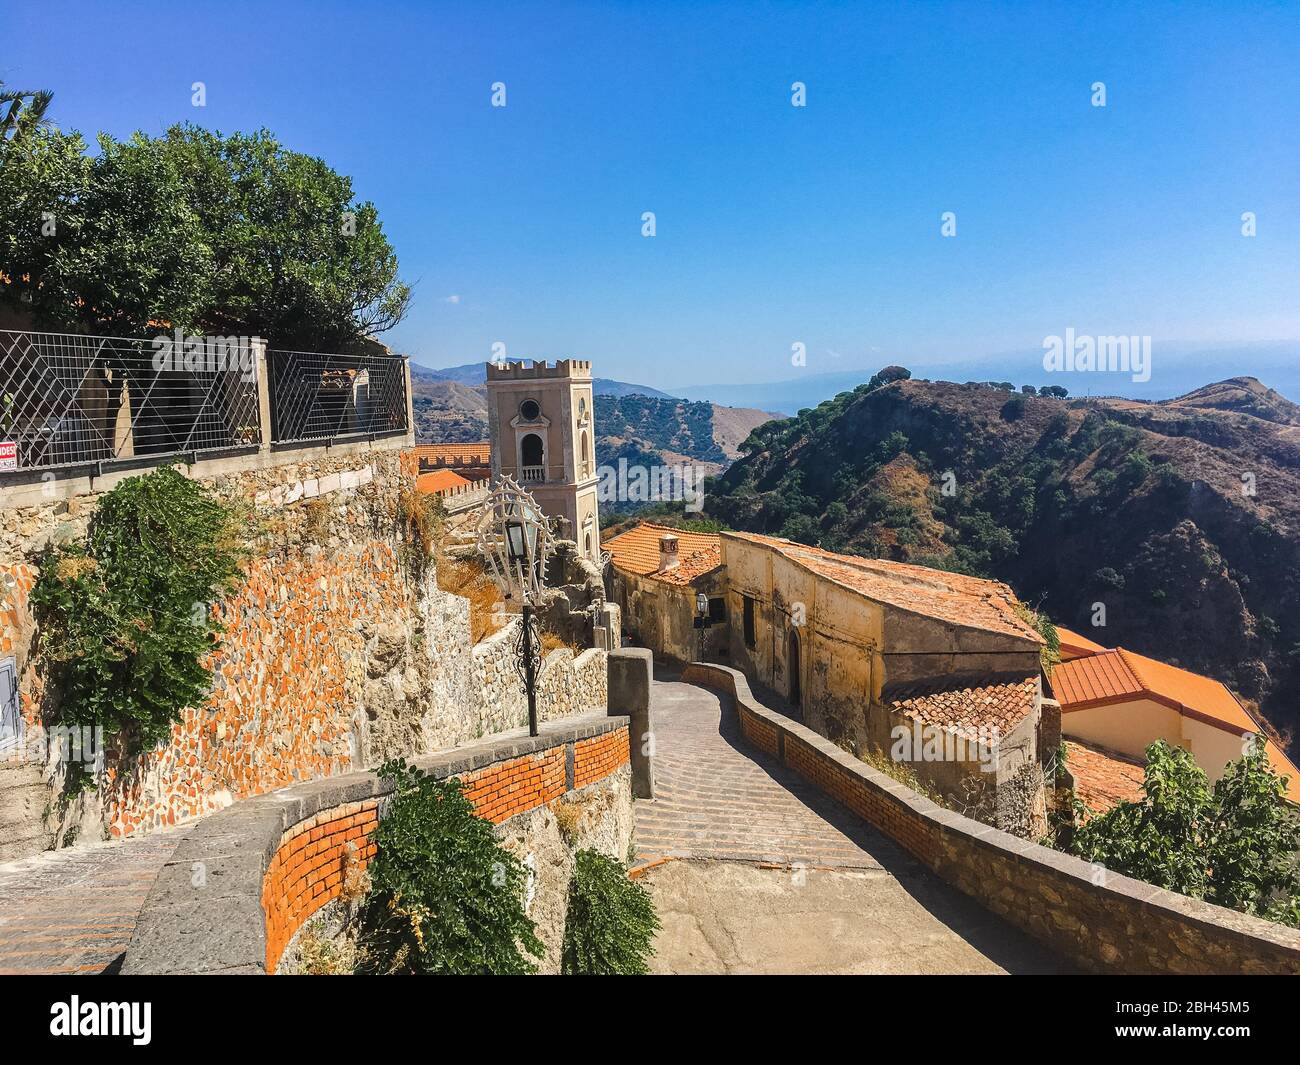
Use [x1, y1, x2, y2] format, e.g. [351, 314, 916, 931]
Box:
[0, 442, 15, 472]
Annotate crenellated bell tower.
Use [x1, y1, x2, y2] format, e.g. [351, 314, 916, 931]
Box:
[485, 359, 600, 562]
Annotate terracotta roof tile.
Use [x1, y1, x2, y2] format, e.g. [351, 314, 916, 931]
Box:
[884, 673, 1040, 738]
[1050, 649, 1144, 706]
[604, 523, 723, 585]
[1053, 648, 1300, 801]
[1055, 625, 1107, 658]
[1065, 740, 1146, 815]
[416, 470, 473, 494]
[722, 531, 1043, 643]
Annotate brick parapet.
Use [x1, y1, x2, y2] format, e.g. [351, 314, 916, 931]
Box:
[123, 713, 631, 975]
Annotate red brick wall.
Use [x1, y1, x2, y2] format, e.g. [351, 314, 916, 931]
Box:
[738, 705, 779, 757]
[459, 748, 566, 824]
[262, 800, 380, 971]
[260, 724, 630, 972]
[573, 728, 630, 790]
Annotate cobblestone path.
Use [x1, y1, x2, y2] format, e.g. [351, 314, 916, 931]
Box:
[0, 830, 183, 974]
[633, 668, 1072, 974]
[634, 671, 891, 867]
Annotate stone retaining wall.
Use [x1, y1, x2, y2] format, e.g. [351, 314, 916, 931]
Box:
[471, 616, 607, 735]
[0, 439, 610, 860]
[123, 713, 632, 975]
[682, 662, 1300, 975]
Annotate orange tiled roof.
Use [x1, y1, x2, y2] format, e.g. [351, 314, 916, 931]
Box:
[1056, 625, 1107, 658]
[1065, 740, 1146, 815]
[1053, 647, 1300, 800]
[604, 523, 723, 586]
[412, 442, 491, 466]
[416, 469, 473, 495]
[722, 531, 1043, 643]
[885, 673, 1040, 737]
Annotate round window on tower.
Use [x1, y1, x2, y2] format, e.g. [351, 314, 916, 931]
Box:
[519, 399, 541, 421]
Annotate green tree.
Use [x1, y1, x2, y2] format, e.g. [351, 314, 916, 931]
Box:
[1071, 738, 1300, 924]
[0, 81, 53, 140]
[0, 122, 409, 348]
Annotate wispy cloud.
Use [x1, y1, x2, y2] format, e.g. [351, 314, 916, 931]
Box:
[442, 294, 461, 304]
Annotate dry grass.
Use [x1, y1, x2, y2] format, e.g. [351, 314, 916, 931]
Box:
[553, 801, 582, 843]
[302, 497, 331, 545]
[295, 927, 356, 976]
[436, 556, 505, 643]
[540, 630, 581, 656]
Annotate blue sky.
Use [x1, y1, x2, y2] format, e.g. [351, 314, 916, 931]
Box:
[7, 0, 1300, 393]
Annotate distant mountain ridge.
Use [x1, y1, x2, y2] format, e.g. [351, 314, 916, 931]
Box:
[412, 360, 678, 400]
[407, 361, 777, 477]
[705, 371, 1300, 747]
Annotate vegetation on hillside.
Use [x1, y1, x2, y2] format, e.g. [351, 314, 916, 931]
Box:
[594, 393, 727, 466]
[707, 368, 1300, 736]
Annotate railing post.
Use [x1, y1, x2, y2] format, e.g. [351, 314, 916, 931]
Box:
[401, 355, 415, 445]
[253, 338, 272, 453]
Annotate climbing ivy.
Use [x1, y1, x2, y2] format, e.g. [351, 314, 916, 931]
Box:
[561, 849, 660, 975]
[357, 759, 542, 974]
[30, 465, 246, 756]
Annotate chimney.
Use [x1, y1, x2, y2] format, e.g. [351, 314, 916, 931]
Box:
[658, 533, 680, 574]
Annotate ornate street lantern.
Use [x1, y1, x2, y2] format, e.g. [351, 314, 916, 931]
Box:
[475, 477, 553, 736]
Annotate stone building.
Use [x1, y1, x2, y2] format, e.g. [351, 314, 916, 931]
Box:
[486, 359, 601, 563]
[603, 522, 728, 664]
[604, 521, 1056, 835]
[720, 531, 1053, 836]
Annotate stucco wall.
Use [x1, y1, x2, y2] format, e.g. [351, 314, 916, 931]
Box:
[716, 533, 1046, 835]
[1063, 698, 1249, 785]
[610, 567, 727, 665]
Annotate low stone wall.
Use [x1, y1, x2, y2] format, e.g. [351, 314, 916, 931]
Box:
[471, 616, 607, 735]
[682, 662, 1300, 975]
[123, 713, 632, 975]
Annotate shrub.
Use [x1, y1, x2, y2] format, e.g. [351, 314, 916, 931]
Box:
[1071, 738, 1300, 925]
[30, 465, 245, 756]
[357, 759, 542, 974]
[561, 849, 660, 975]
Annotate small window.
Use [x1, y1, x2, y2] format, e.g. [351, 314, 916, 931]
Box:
[708, 597, 726, 624]
[743, 596, 756, 649]
[519, 399, 541, 421]
[0, 657, 19, 752]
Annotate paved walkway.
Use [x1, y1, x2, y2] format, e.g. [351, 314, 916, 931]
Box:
[0, 830, 182, 974]
[635, 668, 1072, 974]
[635, 674, 883, 867]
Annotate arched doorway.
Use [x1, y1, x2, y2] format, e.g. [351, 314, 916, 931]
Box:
[787, 627, 801, 707]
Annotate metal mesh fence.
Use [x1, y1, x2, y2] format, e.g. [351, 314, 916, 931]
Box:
[267, 349, 408, 445]
[0, 330, 261, 473]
